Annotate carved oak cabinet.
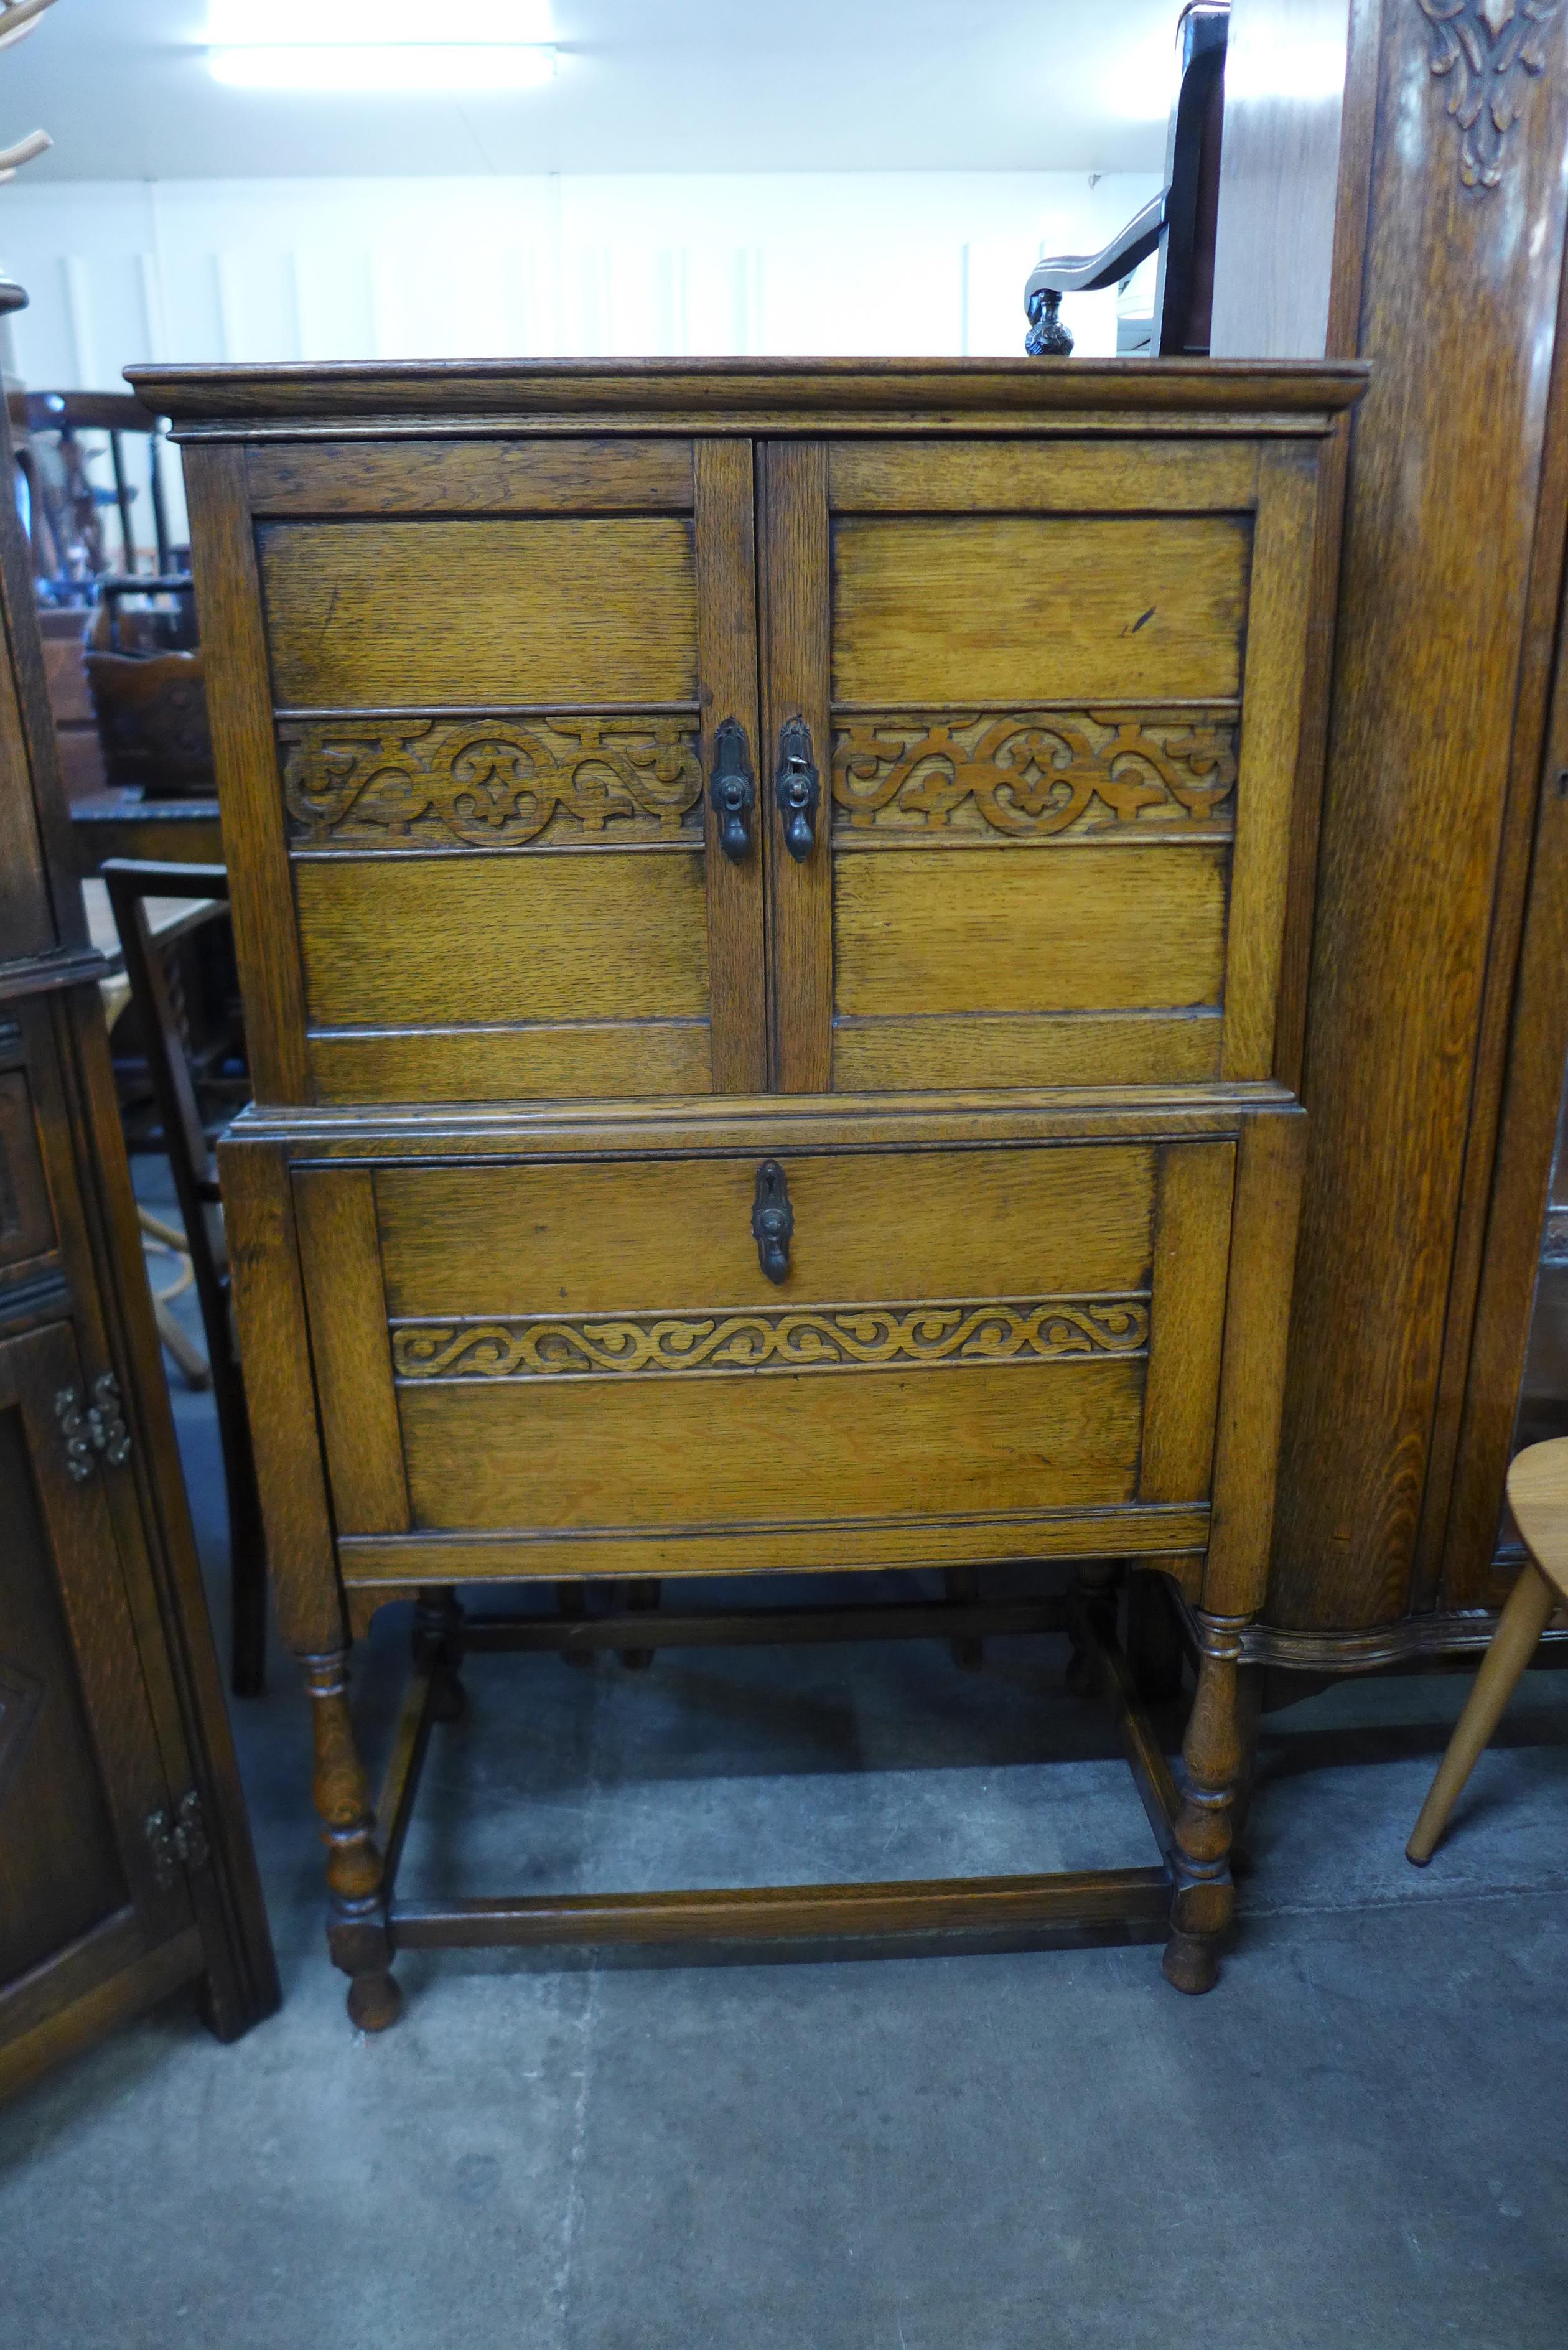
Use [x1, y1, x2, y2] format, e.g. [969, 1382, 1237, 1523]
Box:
[135, 358, 1365, 2021]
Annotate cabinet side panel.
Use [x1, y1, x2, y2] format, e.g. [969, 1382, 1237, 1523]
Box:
[221, 1138, 343, 1654]
[1141, 1141, 1237, 1502]
[294, 1169, 408, 1538]
[1204, 1110, 1306, 1617]
[183, 444, 310, 1103]
[1221, 443, 1319, 1079]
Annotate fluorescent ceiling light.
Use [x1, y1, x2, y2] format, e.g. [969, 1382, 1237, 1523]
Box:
[205, 2, 552, 37]
[209, 42, 557, 91]
[205, 0, 556, 85]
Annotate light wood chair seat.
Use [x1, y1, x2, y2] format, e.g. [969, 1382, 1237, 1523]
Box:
[1406, 1436, 1568, 1863]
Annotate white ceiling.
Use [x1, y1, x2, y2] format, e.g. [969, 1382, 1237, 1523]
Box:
[0, 1, 1179, 180]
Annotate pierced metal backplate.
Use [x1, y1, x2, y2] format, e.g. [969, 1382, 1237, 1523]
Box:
[54, 1372, 132, 1482]
[145, 1790, 210, 1891]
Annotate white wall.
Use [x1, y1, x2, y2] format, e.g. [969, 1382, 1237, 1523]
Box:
[0, 171, 1158, 381]
[0, 169, 1156, 555]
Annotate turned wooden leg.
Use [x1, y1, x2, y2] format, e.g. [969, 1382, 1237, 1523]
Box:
[1124, 1566, 1187, 1707]
[1163, 1613, 1246, 1996]
[620, 1577, 661, 1670]
[1065, 1559, 1120, 1696]
[302, 1649, 403, 2033]
[945, 1566, 984, 1672]
[414, 1586, 467, 1723]
[556, 1578, 592, 1669]
[1407, 1560, 1556, 1865]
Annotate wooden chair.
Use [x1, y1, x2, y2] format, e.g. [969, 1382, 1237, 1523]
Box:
[101, 857, 268, 1698]
[1406, 1437, 1568, 1863]
[84, 578, 214, 798]
[8, 388, 174, 596]
[1024, 0, 1228, 357]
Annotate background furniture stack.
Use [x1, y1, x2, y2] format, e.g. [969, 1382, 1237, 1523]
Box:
[0, 287, 276, 2102]
[139, 353, 1362, 2023]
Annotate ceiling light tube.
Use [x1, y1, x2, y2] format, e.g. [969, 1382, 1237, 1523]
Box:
[208, 42, 558, 92]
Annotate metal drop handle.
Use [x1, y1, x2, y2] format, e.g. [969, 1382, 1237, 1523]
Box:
[752, 1160, 793, 1285]
[709, 716, 755, 861]
[775, 717, 820, 863]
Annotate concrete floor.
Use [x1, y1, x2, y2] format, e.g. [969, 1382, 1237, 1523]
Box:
[4, 1183, 1568, 2346]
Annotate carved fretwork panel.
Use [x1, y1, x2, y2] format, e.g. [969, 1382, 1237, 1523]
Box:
[390, 1294, 1152, 1381]
[281, 714, 705, 850]
[1418, 0, 1564, 190]
[830, 709, 1238, 838]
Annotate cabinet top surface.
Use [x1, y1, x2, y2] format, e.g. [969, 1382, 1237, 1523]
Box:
[129, 355, 1368, 436]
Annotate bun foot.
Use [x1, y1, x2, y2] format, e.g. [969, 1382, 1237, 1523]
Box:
[347, 1970, 404, 2033]
[1162, 1928, 1219, 1995]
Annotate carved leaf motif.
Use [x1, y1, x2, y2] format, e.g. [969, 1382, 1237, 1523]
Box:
[831, 711, 1237, 837]
[1417, 0, 1564, 190]
[281, 715, 704, 848]
[391, 1296, 1151, 1380]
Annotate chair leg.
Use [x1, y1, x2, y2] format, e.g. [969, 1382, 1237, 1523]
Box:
[1406, 1561, 1557, 1865]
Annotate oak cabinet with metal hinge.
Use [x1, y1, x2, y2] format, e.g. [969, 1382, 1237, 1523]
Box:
[138, 356, 1364, 2025]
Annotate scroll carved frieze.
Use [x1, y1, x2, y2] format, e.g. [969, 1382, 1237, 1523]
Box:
[281, 715, 704, 849]
[1417, 0, 1563, 190]
[391, 1295, 1150, 1381]
[831, 711, 1237, 838]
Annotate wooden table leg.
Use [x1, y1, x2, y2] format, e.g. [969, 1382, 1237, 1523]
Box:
[1163, 1613, 1246, 1995]
[302, 1648, 403, 2033]
[414, 1586, 467, 1723]
[1066, 1559, 1121, 1697]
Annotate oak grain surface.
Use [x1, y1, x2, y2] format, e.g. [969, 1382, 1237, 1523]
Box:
[260, 517, 698, 708]
[247, 436, 693, 516]
[294, 850, 710, 1028]
[399, 1357, 1146, 1531]
[831, 515, 1249, 705]
[375, 1143, 1157, 1318]
[833, 841, 1227, 1017]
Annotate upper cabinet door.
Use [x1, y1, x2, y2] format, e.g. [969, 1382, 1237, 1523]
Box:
[190, 434, 766, 1105]
[760, 437, 1318, 1094]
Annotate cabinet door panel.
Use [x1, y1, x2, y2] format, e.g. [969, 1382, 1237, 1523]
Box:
[763, 437, 1315, 1093]
[200, 434, 767, 1103]
[0, 1324, 191, 2033]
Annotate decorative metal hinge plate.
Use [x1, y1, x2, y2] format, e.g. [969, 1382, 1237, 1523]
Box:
[145, 1790, 210, 1889]
[54, 1372, 132, 1482]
